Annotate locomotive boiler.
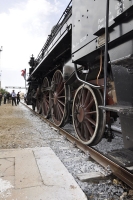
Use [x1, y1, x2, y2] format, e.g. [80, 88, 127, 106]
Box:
[27, 0, 133, 151]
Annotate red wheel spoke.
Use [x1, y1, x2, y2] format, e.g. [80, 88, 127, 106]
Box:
[51, 70, 66, 126]
[75, 103, 79, 112]
[82, 89, 86, 106]
[58, 87, 64, 96]
[57, 103, 64, 115]
[85, 111, 96, 115]
[44, 100, 48, 109]
[54, 104, 57, 119]
[81, 123, 84, 134]
[77, 91, 82, 106]
[75, 121, 80, 128]
[58, 99, 65, 106]
[57, 104, 62, 121]
[57, 82, 63, 93]
[81, 123, 86, 139]
[83, 122, 90, 140]
[42, 77, 50, 118]
[45, 99, 49, 104]
[85, 117, 96, 126]
[85, 98, 94, 110]
[58, 96, 65, 99]
[84, 120, 94, 136]
[84, 90, 91, 107]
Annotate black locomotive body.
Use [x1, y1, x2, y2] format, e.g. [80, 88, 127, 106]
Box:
[27, 0, 133, 150]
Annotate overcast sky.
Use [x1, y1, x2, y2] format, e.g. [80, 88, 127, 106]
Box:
[0, 0, 69, 93]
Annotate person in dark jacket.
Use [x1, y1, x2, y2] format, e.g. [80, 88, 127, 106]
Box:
[17, 92, 20, 105]
[0, 92, 2, 105]
[6, 92, 10, 103]
[3, 93, 7, 104]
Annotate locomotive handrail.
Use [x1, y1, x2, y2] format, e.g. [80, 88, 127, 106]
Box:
[103, 0, 109, 107]
[34, 0, 72, 68]
[74, 63, 101, 89]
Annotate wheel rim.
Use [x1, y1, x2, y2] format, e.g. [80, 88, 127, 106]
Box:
[72, 85, 99, 145]
[42, 77, 50, 118]
[51, 70, 66, 126]
[91, 89, 106, 145]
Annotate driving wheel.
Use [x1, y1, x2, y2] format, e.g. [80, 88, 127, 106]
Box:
[72, 84, 106, 145]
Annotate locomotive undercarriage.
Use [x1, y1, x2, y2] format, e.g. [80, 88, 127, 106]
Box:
[27, 50, 133, 149]
[28, 55, 118, 147]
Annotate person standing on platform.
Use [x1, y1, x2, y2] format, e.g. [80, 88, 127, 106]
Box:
[0, 92, 2, 106]
[6, 92, 10, 103]
[17, 92, 20, 105]
[3, 93, 7, 104]
[11, 90, 17, 106]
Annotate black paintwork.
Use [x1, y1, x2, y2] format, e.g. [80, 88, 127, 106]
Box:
[27, 0, 133, 149]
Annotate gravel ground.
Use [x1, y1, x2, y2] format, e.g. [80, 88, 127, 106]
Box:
[0, 102, 132, 200]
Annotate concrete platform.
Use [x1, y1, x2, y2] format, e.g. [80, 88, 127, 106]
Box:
[0, 147, 87, 200]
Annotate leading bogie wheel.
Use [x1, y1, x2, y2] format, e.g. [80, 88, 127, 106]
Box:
[72, 84, 106, 146]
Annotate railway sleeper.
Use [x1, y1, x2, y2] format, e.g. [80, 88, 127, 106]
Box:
[77, 171, 112, 183]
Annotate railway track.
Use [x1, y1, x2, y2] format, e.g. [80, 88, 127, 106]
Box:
[21, 102, 133, 190]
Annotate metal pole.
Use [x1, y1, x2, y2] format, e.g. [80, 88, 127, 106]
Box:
[103, 0, 109, 106]
[0, 46, 3, 90]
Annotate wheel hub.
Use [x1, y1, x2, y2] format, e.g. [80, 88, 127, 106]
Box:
[77, 106, 85, 123]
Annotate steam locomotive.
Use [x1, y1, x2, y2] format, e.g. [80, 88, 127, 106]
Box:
[27, 0, 133, 150]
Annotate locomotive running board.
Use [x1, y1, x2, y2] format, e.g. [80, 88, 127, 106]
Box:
[110, 54, 133, 67]
[106, 148, 133, 170]
[99, 105, 133, 113]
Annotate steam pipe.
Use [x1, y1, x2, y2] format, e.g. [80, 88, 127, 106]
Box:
[74, 63, 100, 89]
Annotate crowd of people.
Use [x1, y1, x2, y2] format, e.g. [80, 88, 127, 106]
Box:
[0, 90, 20, 106]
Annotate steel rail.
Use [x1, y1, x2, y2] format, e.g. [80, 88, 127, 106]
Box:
[21, 102, 133, 189]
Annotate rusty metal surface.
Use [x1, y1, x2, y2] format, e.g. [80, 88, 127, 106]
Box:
[73, 85, 98, 144]
[41, 77, 50, 118]
[51, 70, 66, 127]
[22, 102, 133, 189]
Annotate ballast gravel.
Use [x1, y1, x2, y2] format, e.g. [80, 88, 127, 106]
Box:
[0, 103, 132, 200]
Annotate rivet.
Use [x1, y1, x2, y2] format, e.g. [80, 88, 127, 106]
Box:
[126, 136, 129, 140]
